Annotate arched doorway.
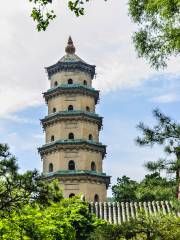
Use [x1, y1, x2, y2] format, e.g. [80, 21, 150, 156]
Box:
[86, 106, 90, 112]
[88, 134, 93, 140]
[68, 79, 73, 84]
[94, 194, 99, 202]
[68, 160, 75, 170]
[68, 105, 73, 111]
[68, 132, 74, 140]
[91, 161, 96, 171]
[69, 193, 75, 198]
[49, 163, 53, 172]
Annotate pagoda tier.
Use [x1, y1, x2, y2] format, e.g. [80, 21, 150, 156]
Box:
[43, 84, 99, 104]
[44, 170, 111, 189]
[46, 57, 95, 79]
[43, 170, 110, 200]
[41, 110, 103, 131]
[38, 139, 106, 159]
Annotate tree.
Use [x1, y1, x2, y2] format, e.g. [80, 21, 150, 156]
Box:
[0, 143, 104, 239]
[0, 197, 103, 240]
[135, 172, 176, 201]
[29, 0, 56, 31]
[88, 224, 122, 240]
[28, 1, 180, 70]
[112, 173, 175, 202]
[0, 143, 63, 216]
[136, 108, 180, 199]
[112, 175, 139, 202]
[29, 0, 92, 31]
[88, 212, 180, 240]
[128, 0, 180, 69]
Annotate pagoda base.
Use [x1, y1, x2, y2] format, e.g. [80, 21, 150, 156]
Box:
[44, 170, 111, 202]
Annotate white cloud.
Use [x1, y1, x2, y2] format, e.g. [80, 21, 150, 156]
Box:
[94, 46, 153, 92]
[33, 133, 44, 140]
[151, 93, 180, 103]
[2, 114, 38, 124]
[136, 74, 180, 103]
[0, 0, 179, 117]
[1, 131, 37, 152]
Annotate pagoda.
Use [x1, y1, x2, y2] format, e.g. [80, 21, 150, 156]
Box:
[39, 37, 111, 202]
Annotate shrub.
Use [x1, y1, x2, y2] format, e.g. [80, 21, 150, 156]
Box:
[88, 212, 180, 240]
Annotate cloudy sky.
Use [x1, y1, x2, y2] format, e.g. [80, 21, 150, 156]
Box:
[0, 0, 179, 196]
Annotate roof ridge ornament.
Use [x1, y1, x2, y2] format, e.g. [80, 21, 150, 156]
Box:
[65, 36, 76, 54]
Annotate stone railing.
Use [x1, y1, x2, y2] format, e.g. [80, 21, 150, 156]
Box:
[89, 201, 179, 224]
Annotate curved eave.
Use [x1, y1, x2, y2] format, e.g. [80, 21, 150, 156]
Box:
[41, 111, 103, 130]
[38, 140, 106, 159]
[43, 170, 111, 188]
[46, 61, 96, 79]
[43, 84, 99, 104]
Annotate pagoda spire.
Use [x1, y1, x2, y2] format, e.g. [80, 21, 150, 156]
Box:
[65, 36, 76, 54]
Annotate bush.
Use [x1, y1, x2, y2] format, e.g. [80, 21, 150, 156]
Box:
[88, 212, 180, 240]
[0, 196, 103, 240]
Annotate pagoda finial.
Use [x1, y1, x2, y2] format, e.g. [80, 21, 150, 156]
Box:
[65, 36, 76, 54]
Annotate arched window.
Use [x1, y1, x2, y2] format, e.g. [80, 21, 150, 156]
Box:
[94, 194, 99, 202]
[49, 163, 53, 172]
[68, 160, 75, 170]
[83, 80, 87, 85]
[69, 193, 75, 198]
[53, 107, 56, 113]
[68, 105, 73, 111]
[51, 135, 55, 141]
[54, 81, 58, 87]
[91, 161, 96, 171]
[68, 79, 73, 84]
[68, 133, 74, 140]
[86, 106, 90, 112]
[89, 134, 93, 140]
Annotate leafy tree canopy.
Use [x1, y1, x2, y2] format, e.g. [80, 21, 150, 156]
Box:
[0, 143, 63, 216]
[0, 143, 104, 239]
[136, 108, 180, 198]
[112, 175, 138, 202]
[29, 0, 92, 31]
[88, 212, 180, 240]
[135, 172, 176, 201]
[0, 197, 102, 240]
[28, 0, 180, 69]
[128, 0, 180, 69]
[112, 173, 176, 202]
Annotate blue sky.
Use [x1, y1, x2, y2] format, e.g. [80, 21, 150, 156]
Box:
[0, 0, 179, 196]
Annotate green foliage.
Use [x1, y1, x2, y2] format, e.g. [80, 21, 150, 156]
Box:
[135, 173, 176, 201]
[28, 0, 93, 31]
[0, 143, 104, 239]
[88, 224, 122, 240]
[0, 143, 63, 216]
[136, 108, 180, 198]
[58, 197, 98, 240]
[112, 173, 176, 202]
[29, 0, 56, 31]
[0, 196, 102, 239]
[128, 0, 180, 69]
[136, 109, 180, 150]
[28, 0, 180, 70]
[88, 213, 180, 240]
[112, 176, 138, 202]
[0, 204, 75, 240]
[28, 0, 180, 69]
[121, 212, 180, 240]
[68, 0, 90, 17]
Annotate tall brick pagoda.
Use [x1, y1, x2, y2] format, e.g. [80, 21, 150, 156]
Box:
[39, 37, 110, 202]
